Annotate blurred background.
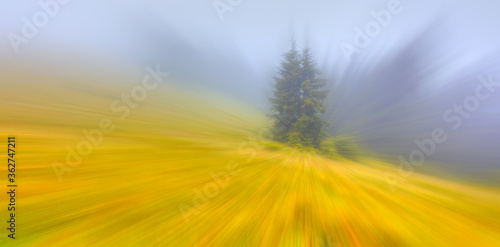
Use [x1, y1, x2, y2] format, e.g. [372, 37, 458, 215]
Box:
[3, 0, 500, 175]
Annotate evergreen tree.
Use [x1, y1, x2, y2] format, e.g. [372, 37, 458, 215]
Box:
[270, 39, 302, 142]
[289, 45, 329, 148]
[270, 41, 329, 149]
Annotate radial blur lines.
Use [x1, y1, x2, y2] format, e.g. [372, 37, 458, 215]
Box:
[0, 73, 499, 247]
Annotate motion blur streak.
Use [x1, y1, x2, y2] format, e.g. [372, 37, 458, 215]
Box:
[0, 73, 498, 246]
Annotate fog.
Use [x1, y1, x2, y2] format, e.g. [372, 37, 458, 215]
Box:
[2, 0, 500, 171]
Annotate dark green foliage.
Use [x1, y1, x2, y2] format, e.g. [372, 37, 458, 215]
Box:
[270, 40, 359, 159]
[270, 39, 302, 143]
[270, 40, 330, 149]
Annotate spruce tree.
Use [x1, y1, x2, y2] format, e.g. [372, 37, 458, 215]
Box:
[290, 45, 329, 148]
[270, 41, 329, 149]
[270, 39, 302, 142]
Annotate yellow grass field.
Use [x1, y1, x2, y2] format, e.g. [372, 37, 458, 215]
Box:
[1, 73, 499, 246]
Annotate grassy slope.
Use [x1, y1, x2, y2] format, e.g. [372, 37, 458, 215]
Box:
[0, 75, 499, 246]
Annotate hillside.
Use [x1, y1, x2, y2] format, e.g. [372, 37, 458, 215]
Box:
[1, 75, 499, 247]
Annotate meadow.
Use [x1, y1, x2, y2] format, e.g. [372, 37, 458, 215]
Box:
[1, 73, 499, 246]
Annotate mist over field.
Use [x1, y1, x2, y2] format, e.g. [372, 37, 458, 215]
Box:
[1, 0, 500, 246]
[4, 0, 500, 171]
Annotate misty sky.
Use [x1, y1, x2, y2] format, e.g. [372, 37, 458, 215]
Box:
[2, 0, 500, 171]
